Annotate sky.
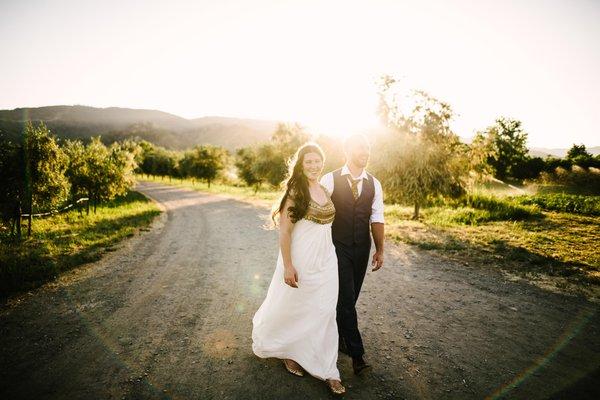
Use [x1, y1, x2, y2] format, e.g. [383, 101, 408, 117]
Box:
[1, 0, 599, 148]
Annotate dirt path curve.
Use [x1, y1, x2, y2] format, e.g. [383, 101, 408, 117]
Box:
[1, 181, 598, 400]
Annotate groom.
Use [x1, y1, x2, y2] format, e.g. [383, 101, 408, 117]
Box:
[320, 133, 385, 375]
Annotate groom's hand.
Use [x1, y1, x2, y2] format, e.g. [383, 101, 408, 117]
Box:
[371, 251, 384, 271]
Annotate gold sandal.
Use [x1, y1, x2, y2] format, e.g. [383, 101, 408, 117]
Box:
[283, 359, 304, 377]
[326, 379, 346, 395]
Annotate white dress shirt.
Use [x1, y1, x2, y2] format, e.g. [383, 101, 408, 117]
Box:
[319, 164, 385, 224]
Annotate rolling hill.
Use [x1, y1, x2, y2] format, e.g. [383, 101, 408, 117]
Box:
[0, 105, 280, 151]
[1, 105, 597, 156]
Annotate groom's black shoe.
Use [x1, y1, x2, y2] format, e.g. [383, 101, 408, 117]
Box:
[352, 356, 372, 375]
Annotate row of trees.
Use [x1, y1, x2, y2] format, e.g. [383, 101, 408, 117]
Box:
[137, 142, 228, 187]
[472, 119, 600, 182]
[137, 123, 345, 193]
[371, 75, 599, 217]
[0, 122, 137, 239]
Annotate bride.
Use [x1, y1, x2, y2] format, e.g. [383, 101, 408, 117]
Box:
[252, 142, 346, 395]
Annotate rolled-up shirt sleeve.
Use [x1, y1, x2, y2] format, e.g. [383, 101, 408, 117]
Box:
[319, 172, 334, 194]
[370, 177, 385, 224]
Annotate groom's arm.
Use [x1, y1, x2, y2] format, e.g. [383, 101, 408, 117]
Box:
[370, 178, 385, 271]
[319, 172, 334, 194]
[371, 223, 384, 271]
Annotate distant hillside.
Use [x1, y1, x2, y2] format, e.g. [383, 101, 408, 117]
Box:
[529, 146, 600, 158]
[0, 105, 280, 151]
[462, 135, 599, 158]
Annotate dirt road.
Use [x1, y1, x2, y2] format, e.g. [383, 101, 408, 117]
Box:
[1, 181, 598, 400]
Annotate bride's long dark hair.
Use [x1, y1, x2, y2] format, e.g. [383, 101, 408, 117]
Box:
[271, 142, 325, 225]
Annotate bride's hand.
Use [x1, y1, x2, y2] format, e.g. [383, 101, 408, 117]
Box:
[284, 265, 299, 288]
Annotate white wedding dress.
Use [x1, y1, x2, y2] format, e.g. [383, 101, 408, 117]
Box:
[252, 189, 340, 381]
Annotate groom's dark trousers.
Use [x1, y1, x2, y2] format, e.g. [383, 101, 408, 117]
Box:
[334, 241, 371, 358]
[329, 168, 375, 359]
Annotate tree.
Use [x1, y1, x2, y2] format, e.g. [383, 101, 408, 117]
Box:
[567, 144, 591, 160]
[468, 131, 496, 182]
[103, 142, 137, 201]
[373, 75, 468, 219]
[512, 156, 546, 181]
[234, 123, 311, 189]
[566, 143, 593, 168]
[479, 117, 529, 181]
[117, 139, 144, 173]
[181, 145, 227, 187]
[253, 143, 288, 187]
[63, 139, 91, 206]
[235, 147, 262, 191]
[0, 130, 26, 238]
[22, 122, 70, 235]
[374, 135, 467, 218]
[67, 136, 136, 214]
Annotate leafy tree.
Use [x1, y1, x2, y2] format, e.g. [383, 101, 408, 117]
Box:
[253, 143, 288, 187]
[181, 145, 228, 187]
[21, 122, 70, 235]
[235, 147, 262, 191]
[479, 117, 529, 181]
[234, 123, 310, 189]
[566, 143, 594, 168]
[468, 131, 496, 182]
[512, 156, 547, 181]
[63, 139, 91, 206]
[117, 139, 144, 173]
[67, 136, 136, 214]
[373, 75, 468, 219]
[567, 144, 591, 160]
[374, 135, 467, 218]
[103, 142, 137, 201]
[0, 131, 26, 238]
[138, 142, 180, 180]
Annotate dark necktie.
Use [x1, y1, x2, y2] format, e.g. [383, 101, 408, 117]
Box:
[349, 178, 361, 200]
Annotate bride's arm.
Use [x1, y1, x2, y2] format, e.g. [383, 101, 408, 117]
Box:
[279, 196, 299, 288]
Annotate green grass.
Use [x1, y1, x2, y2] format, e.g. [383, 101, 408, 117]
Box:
[513, 193, 600, 216]
[384, 203, 600, 290]
[0, 190, 161, 298]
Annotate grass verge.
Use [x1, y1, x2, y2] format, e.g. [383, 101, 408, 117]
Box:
[385, 204, 600, 292]
[0, 190, 161, 298]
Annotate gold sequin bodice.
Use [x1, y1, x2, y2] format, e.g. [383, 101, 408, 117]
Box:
[303, 185, 336, 225]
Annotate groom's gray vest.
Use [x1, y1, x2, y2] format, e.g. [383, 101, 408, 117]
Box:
[330, 168, 375, 247]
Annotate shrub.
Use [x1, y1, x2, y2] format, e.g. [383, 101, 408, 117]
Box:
[514, 193, 600, 216]
[452, 194, 541, 221]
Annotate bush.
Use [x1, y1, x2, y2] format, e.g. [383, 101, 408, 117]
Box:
[536, 166, 600, 195]
[514, 193, 600, 216]
[452, 194, 541, 221]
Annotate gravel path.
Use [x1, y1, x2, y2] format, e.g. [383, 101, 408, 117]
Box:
[1, 181, 598, 400]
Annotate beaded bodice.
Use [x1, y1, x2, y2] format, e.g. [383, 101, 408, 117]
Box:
[303, 185, 336, 225]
